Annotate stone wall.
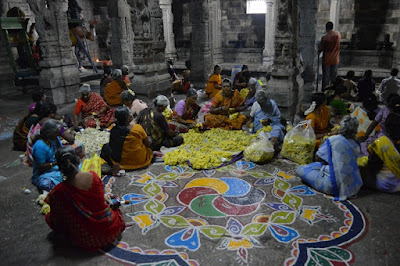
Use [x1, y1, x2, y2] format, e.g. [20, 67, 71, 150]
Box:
[0, 0, 36, 96]
[172, 0, 191, 62]
[381, 0, 400, 48]
[317, 0, 400, 47]
[220, 0, 265, 49]
[338, 0, 355, 41]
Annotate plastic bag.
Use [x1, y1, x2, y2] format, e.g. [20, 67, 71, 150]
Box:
[244, 131, 274, 163]
[81, 154, 104, 178]
[280, 120, 316, 165]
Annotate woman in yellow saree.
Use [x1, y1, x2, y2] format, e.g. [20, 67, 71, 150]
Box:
[101, 107, 153, 172]
[204, 79, 247, 130]
[360, 113, 400, 193]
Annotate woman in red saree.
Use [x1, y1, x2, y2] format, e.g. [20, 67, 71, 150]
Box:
[74, 84, 115, 129]
[45, 146, 125, 251]
[205, 79, 247, 130]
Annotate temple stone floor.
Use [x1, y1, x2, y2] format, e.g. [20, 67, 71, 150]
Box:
[0, 89, 399, 265]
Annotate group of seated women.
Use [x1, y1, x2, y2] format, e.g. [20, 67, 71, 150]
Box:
[15, 64, 400, 253]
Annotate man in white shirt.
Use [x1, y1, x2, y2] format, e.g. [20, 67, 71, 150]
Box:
[379, 68, 400, 104]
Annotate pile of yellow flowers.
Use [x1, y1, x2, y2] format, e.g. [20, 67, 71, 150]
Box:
[256, 125, 272, 135]
[75, 128, 110, 157]
[240, 88, 249, 99]
[164, 128, 256, 169]
[280, 134, 315, 165]
[162, 108, 173, 122]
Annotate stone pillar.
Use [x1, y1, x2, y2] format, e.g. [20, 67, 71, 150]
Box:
[108, 0, 134, 69]
[189, 0, 212, 84]
[329, 0, 340, 29]
[267, 0, 304, 120]
[160, 0, 177, 60]
[128, 0, 170, 96]
[262, 0, 276, 68]
[27, 0, 80, 105]
[208, 0, 222, 64]
[299, 0, 318, 104]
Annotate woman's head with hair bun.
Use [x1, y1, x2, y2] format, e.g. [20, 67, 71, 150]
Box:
[55, 146, 80, 178]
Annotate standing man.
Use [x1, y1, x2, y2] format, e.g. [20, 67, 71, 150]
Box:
[379, 68, 400, 104]
[318, 22, 341, 90]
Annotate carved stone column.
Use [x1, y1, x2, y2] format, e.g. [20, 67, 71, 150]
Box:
[160, 0, 177, 60]
[108, 0, 134, 69]
[208, 0, 222, 64]
[189, 0, 212, 84]
[128, 0, 170, 96]
[262, 0, 276, 67]
[299, 0, 318, 104]
[267, 0, 304, 119]
[27, 0, 80, 105]
[329, 0, 340, 29]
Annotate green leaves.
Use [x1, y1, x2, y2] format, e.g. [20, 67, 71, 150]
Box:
[241, 223, 268, 236]
[270, 211, 296, 224]
[160, 216, 191, 228]
[200, 226, 228, 239]
[145, 200, 164, 214]
[144, 182, 162, 197]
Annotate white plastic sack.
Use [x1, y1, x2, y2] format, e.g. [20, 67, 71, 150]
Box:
[244, 131, 274, 163]
[280, 120, 316, 165]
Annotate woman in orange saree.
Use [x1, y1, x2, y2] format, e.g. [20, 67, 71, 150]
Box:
[205, 79, 247, 130]
[205, 65, 222, 98]
[304, 93, 333, 148]
[45, 146, 125, 251]
[105, 69, 128, 106]
[74, 84, 115, 129]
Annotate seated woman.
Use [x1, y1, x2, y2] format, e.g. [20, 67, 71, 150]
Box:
[13, 101, 42, 151]
[170, 88, 200, 132]
[100, 64, 112, 98]
[242, 70, 262, 106]
[250, 91, 285, 147]
[351, 94, 381, 139]
[121, 65, 131, 86]
[31, 119, 64, 192]
[360, 113, 400, 193]
[137, 95, 183, 151]
[27, 102, 80, 165]
[296, 116, 362, 200]
[172, 69, 191, 94]
[205, 65, 222, 98]
[105, 69, 128, 106]
[328, 85, 348, 118]
[29, 89, 46, 114]
[101, 107, 153, 173]
[45, 146, 125, 251]
[204, 79, 247, 130]
[74, 84, 115, 129]
[120, 90, 148, 125]
[358, 93, 400, 155]
[304, 93, 332, 148]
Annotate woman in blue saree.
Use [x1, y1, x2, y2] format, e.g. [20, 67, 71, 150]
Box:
[31, 119, 63, 192]
[251, 91, 285, 143]
[296, 116, 362, 200]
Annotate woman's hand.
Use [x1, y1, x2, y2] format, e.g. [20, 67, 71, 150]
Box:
[357, 135, 367, 142]
[261, 119, 271, 126]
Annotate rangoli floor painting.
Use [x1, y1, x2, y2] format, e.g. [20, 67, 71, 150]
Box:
[101, 160, 367, 265]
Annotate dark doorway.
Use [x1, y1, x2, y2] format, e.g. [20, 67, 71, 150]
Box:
[354, 0, 389, 50]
